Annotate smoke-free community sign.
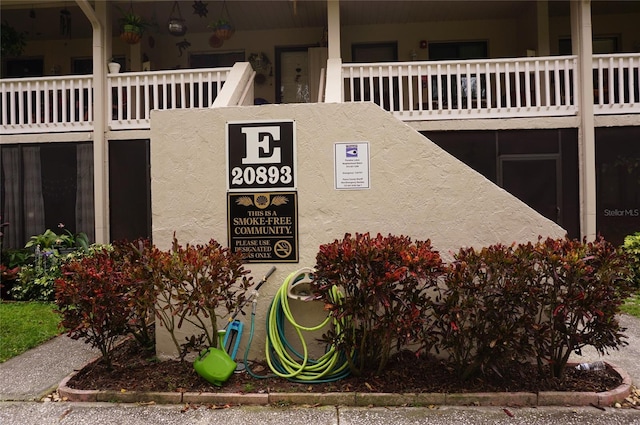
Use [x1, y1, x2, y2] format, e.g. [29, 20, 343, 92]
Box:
[227, 192, 298, 263]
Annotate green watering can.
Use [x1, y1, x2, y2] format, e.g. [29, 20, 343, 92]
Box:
[193, 330, 236, 386]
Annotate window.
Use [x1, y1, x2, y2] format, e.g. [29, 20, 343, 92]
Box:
[1, 143, 94, 249]
[427, 41, 489, 105]
[558, 35, 619, 55]
[351, 42, 398, 63]
[72, 58, 93, 75]
[3, 57, 44, 78]
[189, 51, 245, 68]
[428, 41, 488, 61]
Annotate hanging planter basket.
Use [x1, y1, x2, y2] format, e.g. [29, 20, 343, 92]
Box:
[116, 3, 147, 45]
[168, 19, 187, 37]
[208, 0, 235, 41]
[120, 25, 143, 44]
[213, 24, 235, 41]
[168, 1, 187, 37]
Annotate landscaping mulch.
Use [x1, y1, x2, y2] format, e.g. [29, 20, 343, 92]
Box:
[67, 338, 622, 395]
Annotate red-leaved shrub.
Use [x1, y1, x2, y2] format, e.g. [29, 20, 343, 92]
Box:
[56, 248, 130, 369]
[314, 233, 445, 376]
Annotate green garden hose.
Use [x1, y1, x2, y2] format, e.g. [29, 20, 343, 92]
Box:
[244, 268, 351, 383]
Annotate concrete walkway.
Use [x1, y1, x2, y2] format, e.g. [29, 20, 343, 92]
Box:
[570, 314, 640, 386]
[0, 402, 639, 425]
[0, 316, 639, 424]
[0, 335, 99, 401]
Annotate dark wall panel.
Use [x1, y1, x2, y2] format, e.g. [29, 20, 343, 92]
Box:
[109, 139, 151, 242]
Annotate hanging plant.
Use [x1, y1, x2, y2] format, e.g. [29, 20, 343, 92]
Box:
[168, 1, 187, 37]
[1, 20, 26, 57]
[116, 4, 149, 45]
[208, 1, 234, 41]
[248, 52, 270, 71]
[209, 19, 234, 41]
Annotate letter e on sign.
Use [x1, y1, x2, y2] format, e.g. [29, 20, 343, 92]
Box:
[227, 121, 296, 191]
[241, 127, 281, 164]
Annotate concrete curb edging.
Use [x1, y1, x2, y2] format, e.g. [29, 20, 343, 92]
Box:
[57, 361, 633, 407]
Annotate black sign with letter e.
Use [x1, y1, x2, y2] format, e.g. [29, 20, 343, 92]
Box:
[228, 192, 298, 263]
[227, 120, 296, 191]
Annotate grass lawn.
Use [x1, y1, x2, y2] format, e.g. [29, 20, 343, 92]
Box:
[621, 293, 640, 318]
[0, 302, 61, 363]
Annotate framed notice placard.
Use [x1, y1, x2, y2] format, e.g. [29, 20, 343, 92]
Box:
[227, 192, 298, 263]
[334, 142, 370, 190]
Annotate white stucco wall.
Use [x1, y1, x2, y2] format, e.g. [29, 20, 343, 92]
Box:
[150, 101, 566, 360]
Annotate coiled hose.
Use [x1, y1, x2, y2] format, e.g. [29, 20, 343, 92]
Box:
[244, 269, 351, 383]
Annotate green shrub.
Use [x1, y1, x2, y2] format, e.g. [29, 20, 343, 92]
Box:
[12, 244, 106, 301]
[25, 227, 89, 251]
[12, 249, 62, 301]
[12, 227, 91, 301]
[1, 248, 32, 269]
[314, 233, 445, 376]
[622, 232, 640, 290]
[434, 243, 536, 380]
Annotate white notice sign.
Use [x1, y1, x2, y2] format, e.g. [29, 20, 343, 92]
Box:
[334, 142, 370, 190]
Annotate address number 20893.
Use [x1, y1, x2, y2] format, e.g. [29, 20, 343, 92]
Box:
[231, 165, 292, 186]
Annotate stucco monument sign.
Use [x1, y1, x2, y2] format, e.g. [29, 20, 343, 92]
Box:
[151, 103, 566, 359]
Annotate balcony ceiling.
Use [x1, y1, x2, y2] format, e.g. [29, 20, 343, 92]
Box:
[1, 1, 638, 42]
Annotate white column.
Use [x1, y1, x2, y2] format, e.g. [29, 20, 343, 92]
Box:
[77, 0, 109, 244]
[327, 0, 341, 60]
[571, 0, 597, 240]
[324, 0, 343, 103]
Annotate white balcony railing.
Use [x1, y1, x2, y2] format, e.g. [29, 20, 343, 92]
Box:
[109, 67, 231, 130]
[1, 55, 638, 135]
[341, 54, 640, 119]
[592, 53, 640, 114]
[0, 75, 94, 134]
[342, 55, 581, 120]
[0, 67, 231, 134]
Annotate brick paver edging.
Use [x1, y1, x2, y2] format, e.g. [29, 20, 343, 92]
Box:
[57, 361, 632, 407]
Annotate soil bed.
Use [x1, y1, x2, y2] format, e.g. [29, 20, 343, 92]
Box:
[67, 339, 622, 395]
